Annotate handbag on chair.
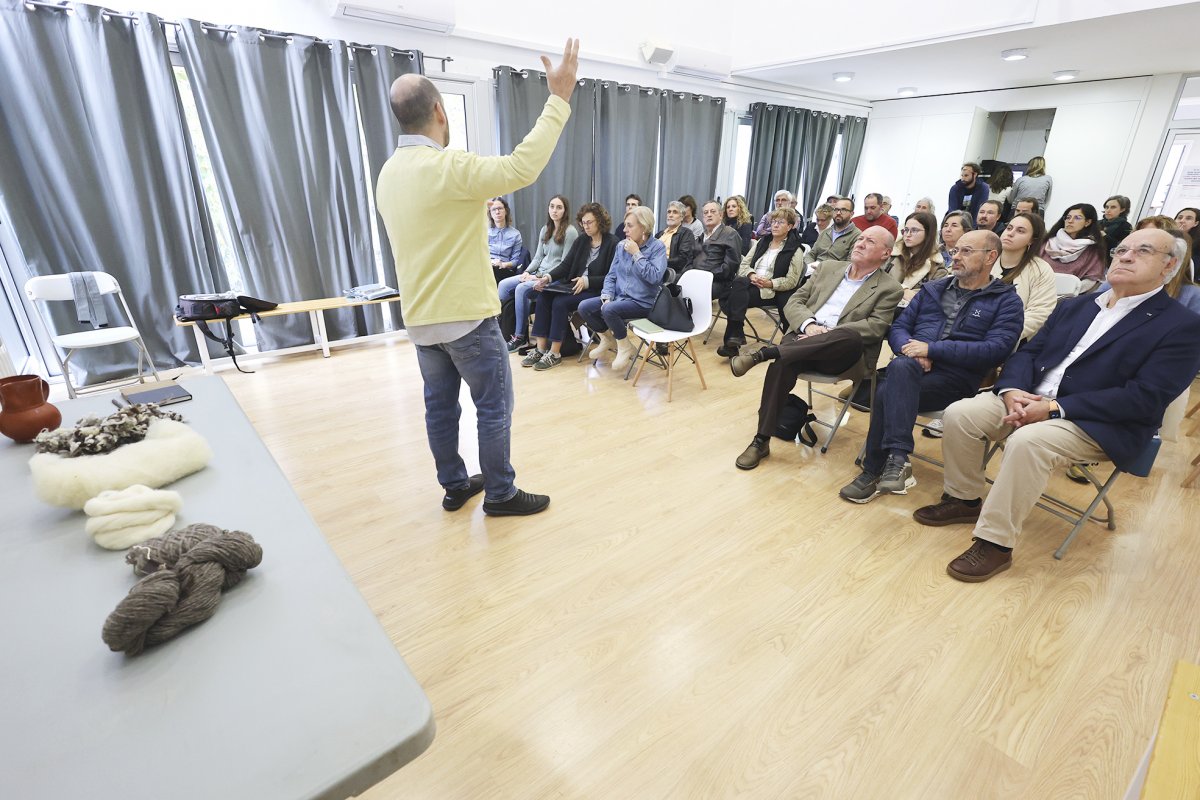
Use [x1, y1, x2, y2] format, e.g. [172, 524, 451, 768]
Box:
[646, 283, 693, 332]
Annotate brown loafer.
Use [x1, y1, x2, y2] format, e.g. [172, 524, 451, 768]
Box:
[913, 495, 982, 527]
[735, 439, 770, 470]
[947, 538, 1012, 582]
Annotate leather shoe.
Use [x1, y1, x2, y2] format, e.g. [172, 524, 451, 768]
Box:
[483, 489, 550, 516]
[730, 350, 766, 378]
[947, 538, 1012, 582]
[716, 341, 740, 358]
[443, 474, 485, 511]
[735, 438, 769, 470]
[914, 494, 981, 527]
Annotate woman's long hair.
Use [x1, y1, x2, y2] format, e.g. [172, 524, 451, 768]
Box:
[1047, 202, 1109, 266]
[1000, 212, 1047, 284]
[489, 197, 511, 229]
[542, 194, 571, 245]
[893, 211, 938, 280]
[988, 163, 1013, 193]
[724, 196, 752, 226]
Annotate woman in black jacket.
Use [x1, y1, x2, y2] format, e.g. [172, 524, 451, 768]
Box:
[523, 202, 618, 370]
[655, 200, 697, 276]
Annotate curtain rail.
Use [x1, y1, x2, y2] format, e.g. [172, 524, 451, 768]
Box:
[21, 2, 450, 68]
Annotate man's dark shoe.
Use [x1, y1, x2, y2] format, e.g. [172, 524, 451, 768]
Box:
[483, 489, 550, 516]
[716, 341, 741, 358]
[878, 453, 916, 494]
[839, 470, 880, 503]
[506, 335, 528, 353]
[947, 538, 1012, 582]
[443, 474, 485, 511]
[735, 437, 770, 470]
[914, 494, 982, 527]
[730, 349, 768, 378]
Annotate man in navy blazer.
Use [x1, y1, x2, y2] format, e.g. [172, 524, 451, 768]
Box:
[912, 227, 1200, 582]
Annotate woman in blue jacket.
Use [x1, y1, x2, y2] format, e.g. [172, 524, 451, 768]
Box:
[577, 205, 667, 372]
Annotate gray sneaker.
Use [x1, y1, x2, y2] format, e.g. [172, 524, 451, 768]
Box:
[520, 349, 544, 367]
[839, 471, 880, 504]
[878, 454, 916, 494]
[532, 352, 562, 371]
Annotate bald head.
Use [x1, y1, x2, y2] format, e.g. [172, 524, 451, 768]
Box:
[948, 229, 1000, 288]
[389, 74, 444, 135]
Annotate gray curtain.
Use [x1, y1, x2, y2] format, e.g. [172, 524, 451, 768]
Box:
[177, 20, 381, 349]
[350, 44, 423, 299]
[745, 103, 806, 221]
[494, 67, 596, 247]
[0, 1, 223, 383]
[657, 91, 724, 227]
[838, 115, 869, 198]
[798, 111, 841, 219]
[594, 82, 659, 230]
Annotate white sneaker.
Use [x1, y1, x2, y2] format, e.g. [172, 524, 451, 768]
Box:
[612, 335, 636, 371]
[590, 331, 616, 361]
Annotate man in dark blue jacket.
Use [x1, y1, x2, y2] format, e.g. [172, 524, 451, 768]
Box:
[911, 227, 1200, 582]
[840, 230, 1024, 503]
[948, 162, 990, 219]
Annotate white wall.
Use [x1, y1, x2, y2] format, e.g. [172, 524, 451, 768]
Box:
[855, 75, 1183, 223]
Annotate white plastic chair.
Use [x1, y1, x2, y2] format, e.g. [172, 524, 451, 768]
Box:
[1053, 272, 1083, 298]
[24, 272, 160, 398]
[628, 270, 712, 402]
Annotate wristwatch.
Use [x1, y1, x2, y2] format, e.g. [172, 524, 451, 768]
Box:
[1048, 401, 1061, 420]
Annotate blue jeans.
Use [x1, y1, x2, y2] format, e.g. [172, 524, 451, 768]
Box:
[530, 289, 596, 343]
[498, 275, 538, 338]
[577, 296, 651, 341]
[413, 319, 516, 502]
[861, 355, 979, 475]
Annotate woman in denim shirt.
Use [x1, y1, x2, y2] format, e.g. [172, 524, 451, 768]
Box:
[488, 197, 524, 282]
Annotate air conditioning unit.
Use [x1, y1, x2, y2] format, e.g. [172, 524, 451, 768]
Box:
[665, 45, 731, 82]
[327, 0, 456, 34]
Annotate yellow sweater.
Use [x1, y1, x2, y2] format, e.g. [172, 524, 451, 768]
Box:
[375, 96, 571, 327]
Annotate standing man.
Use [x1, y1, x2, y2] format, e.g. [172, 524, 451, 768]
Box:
[375, 39, 580, 517]
[948, 162, 990, 219]
[804, 196, 861, 267]
[851, 193, 898, 237]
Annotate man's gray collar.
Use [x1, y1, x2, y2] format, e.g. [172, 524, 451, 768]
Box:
[397, 134, 444, 151]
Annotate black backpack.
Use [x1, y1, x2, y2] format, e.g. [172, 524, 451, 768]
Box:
[774, 394, 819, 447]
[176, 293, 278, 373]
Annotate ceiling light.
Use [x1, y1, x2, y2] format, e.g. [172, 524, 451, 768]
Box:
[897, 87, 917, 97]
[1053, 70, 1079, 81]
[1001, 48, 1028, 61]
[833, 72, 854, 83]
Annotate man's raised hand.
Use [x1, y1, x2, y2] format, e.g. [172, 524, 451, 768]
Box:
[543, 39, 580, 102]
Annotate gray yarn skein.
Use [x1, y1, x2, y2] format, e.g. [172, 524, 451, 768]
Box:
[102, 523, 263, 655]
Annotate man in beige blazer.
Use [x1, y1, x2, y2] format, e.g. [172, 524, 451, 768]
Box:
[731, 226, 904, 469]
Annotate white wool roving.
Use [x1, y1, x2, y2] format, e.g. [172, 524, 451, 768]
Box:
[84, 485, 183, 550]
[29, 419, 211, 510]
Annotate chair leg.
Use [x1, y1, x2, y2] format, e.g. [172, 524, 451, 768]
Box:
[822, 378, 859, 454]
[1054, 470, 1122, 560]
[137, 338, 161, 382]
[631, 341, 652, 387]
[688, 337, 707, 390]
[624, 334, 645, 381]
[1182, 451, 1200, 489]
[60, 348, 78, 399]
[703, 304, 721, 345]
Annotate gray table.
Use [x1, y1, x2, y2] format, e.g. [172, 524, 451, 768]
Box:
[0, 376, 434, 799]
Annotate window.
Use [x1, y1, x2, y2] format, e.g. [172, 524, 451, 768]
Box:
[819, 133, 844, 204]
[730, 116, 753, 200]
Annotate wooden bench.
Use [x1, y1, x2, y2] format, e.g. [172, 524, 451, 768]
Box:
[175, 295, 403, 374]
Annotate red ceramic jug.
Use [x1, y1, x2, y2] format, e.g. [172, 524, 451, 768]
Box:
[0, 375, 62, 443]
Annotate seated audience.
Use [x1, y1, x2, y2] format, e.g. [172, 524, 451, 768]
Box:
[656, 200, 697, 275]
[1175, 207, 1200, 276]
[688, 200, 743, 300]
[717, 207, 805, 358]
[804, 196, 861, 266]
[679, 195, 704, 237]
[755, 190, 795, 237]
[1041, 203, 1108, 292]
[914, 197, 937, 217]
[578, 205, 667, 371]
[728, 227, 903, 470]
[500, 194, 578, 351]
[887, 211, 946, 308]
[988, 163, 1014, 215]
[1014, 197, 1040, 217]
[914, 227, 1200, 582]
[993, 212, 1057, 341]
[723, 195, 755, 255]
[1096, 228, 1200, 315]
[612, 193, 641, 239]
[1010, 156, 1053, 210]
[488, 197, 524, 282]
[881, 195, 899, 226]
[939, 210, 973, 265]
[803, 203, 834, 247]
[948, 162, 989, 218]
[839, 230, 1023, 503]
[1100, 195, 1133, 250]
[522, 202, 618, 371]
[976, 200, 1004, 234]
[852, 192, 898, 237]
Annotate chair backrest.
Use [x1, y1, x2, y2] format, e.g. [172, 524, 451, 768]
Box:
[1053, 272, 1082, 297]
[676, 269, 714, 335]
[25, 272, 121, 302]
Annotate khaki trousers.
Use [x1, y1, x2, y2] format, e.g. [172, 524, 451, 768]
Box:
[942, 392, 1107, 548]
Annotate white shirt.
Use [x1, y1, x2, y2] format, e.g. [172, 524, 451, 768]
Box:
[804, 265, 874, 331]
[753, 246, 781, 280]
[1032, 286, 1163, 402]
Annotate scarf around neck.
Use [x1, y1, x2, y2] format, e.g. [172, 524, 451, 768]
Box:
[1043, 228, 1094, 263]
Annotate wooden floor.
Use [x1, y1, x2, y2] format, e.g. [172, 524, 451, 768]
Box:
[211, 319, 1200, 800]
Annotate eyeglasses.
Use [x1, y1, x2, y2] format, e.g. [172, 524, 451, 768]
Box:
[1063, 214, 1087, 223]
[1110, 245, 1171, 259]
[834, 207, 853, 214]
[900, 227, 923, 235]
[947, 247, 996, 258]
